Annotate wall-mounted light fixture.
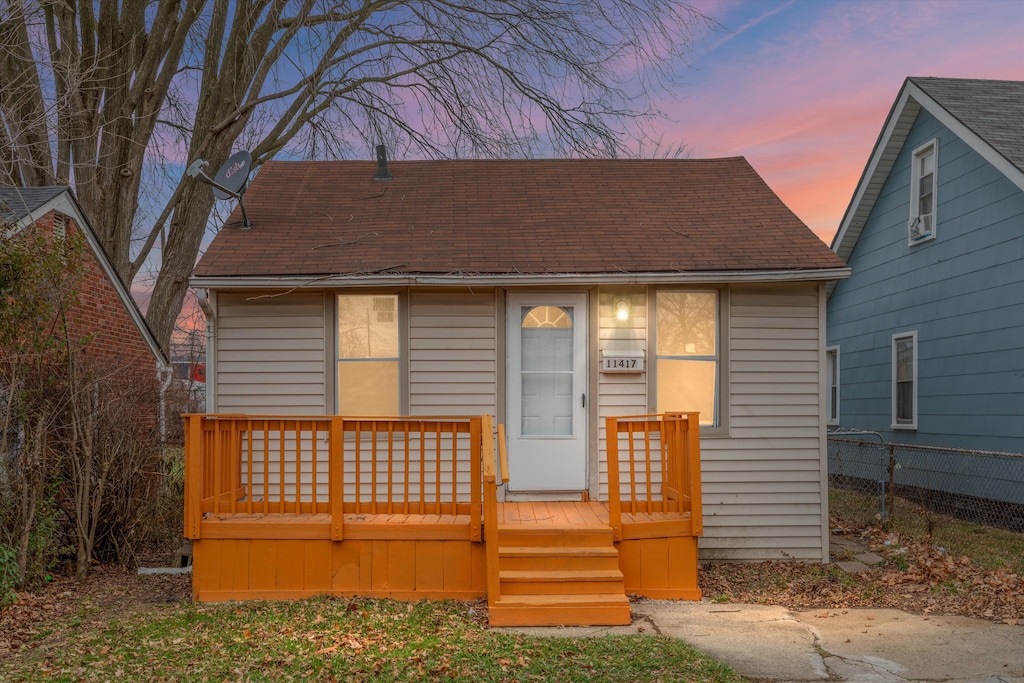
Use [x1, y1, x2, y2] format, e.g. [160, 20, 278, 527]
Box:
[614, 297, 631, 322]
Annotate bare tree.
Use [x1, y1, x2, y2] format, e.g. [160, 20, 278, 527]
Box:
[0, 0, 711, 350]
[2, 225, 165, 583]
[0, 228, 85, 584]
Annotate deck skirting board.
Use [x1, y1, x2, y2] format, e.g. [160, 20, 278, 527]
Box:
[192, 538, 487, 602]
[199, 513, 471, 540]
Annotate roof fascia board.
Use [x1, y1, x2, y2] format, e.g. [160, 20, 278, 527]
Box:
[14, 190, 168, 365]
[830, 80, 916, 257]
[191, 268, 851, 290]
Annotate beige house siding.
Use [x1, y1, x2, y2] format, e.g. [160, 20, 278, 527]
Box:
[214, 291, 328, 414]
[407, 290, 498, 500]
[409, 290, 498, 417]
[596, 287, 649, 500]
[701, 282, 826, 561]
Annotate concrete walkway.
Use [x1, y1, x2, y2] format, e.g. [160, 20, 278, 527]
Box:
[506, 602, 1024, 682]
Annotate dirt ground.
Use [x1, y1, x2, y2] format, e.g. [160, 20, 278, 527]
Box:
[2, 519, 1021, 661]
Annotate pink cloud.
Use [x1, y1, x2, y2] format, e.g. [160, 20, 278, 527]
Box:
[649, 0, 1024, 243]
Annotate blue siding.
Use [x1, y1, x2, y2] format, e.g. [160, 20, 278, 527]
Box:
[828, 108, 1024, 452]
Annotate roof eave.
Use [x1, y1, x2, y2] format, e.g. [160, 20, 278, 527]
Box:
[191, 267, 852, 290]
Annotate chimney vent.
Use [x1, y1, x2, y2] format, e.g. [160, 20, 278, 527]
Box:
[375, 144, 392, 180]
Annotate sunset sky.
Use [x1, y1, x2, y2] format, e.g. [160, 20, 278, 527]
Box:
[651, 0, 1024, 243]
[166, 0, 1022, 338]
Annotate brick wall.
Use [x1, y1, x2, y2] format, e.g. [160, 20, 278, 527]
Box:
[35, 210, 160, 382]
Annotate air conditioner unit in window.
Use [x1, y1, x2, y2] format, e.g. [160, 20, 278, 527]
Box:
[908, 213, 933, 241]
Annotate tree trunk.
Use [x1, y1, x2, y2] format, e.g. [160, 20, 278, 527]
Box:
[145, 184, 219, 350]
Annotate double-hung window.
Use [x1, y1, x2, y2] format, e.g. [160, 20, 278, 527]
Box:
[826, 346, 839, 426]
[908, 140, 937, 244]
[337, 294, 399, 415]
[655, 290, 720, 427]
[892, 331, 917, 429]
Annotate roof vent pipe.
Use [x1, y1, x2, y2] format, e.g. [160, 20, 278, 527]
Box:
[375, 144, 392, 180]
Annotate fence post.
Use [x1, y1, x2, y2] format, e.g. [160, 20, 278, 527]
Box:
[330, 417, 345, 541]
[885, 443, 898, 520]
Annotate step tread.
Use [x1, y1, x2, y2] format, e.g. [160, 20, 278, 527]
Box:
[499, 545, 619, 557]
[493, 593, 630, 607]
[497, 523, 611, 534]
[500, 569, 624, 582]
[488, 602, 632, 627]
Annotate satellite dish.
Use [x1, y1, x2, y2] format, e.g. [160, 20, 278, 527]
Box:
[212, 150, 252, 200]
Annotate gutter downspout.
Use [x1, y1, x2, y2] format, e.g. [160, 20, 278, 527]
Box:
[197, 287, 215, 413]
[158, 360, 174, 454]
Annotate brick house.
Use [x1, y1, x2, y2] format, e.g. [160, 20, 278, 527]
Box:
[1, 186, 170, 429]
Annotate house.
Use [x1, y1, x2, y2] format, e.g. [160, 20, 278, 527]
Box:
[0, 186, 171, 430]
[827, 77, 1024, 455]
[186, 156, 849, 625]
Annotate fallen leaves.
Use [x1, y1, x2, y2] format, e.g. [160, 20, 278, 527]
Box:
[699, 516, 1024, 625]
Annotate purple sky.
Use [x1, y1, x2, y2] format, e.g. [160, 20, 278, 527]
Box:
[650, 0, 1024, 243]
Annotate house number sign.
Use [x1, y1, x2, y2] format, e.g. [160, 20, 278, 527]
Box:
[600, 350, 644, 373]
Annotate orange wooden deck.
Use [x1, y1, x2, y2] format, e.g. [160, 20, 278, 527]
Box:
[185, 413, 702, 626]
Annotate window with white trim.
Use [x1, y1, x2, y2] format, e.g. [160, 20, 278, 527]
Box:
[892, 331, 917, 429]
[826, 346, 839, 426]
[655, 290, 719, 427]
[908, 140, 937, 244]
[337, 294, 399, 415]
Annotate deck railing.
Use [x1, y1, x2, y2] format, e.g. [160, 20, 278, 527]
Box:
[605, 413, 703, 540]
[184, 413, 700, 549]
[184, 414, 486, 541]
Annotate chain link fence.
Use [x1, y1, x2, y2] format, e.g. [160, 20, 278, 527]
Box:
[828, 430, 1024, 532]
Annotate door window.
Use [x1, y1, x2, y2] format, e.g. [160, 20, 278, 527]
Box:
[520, 305, 574, 436]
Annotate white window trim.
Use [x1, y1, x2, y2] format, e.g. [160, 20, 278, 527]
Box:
[891, 331, 918, 430]
[908, 139, 938, 246]
[826, 346, 839, 426]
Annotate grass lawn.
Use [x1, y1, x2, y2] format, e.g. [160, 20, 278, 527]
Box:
[1, 596, 743, 682]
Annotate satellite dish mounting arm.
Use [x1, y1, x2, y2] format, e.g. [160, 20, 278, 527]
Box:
[185, 155, 253, 229]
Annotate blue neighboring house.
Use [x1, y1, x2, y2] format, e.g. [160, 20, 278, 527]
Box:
[827, 77, 1024, 455]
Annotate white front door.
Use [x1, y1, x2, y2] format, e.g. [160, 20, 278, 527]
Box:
[506, 292, 588, 492]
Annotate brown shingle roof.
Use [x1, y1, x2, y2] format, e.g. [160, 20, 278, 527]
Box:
[194, 157, 845, 279]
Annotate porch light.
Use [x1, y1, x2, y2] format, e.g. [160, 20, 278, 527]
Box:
[614, 297, 631, 321]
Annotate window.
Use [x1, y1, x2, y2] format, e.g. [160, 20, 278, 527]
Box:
[826, 346, 839, 426]
[892, 331, 917, 429]
[908, 140, 937, 244]
[51, 212, 68, 241]
[655, 290, 719, 427]
[337, 294, 399, 415]
[520, 305, 574, 436]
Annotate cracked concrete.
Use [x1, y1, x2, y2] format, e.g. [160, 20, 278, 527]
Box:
[502, 602, 1024, 682]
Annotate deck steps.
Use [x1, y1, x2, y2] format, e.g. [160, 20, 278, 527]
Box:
[488, 523, 631, 627]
